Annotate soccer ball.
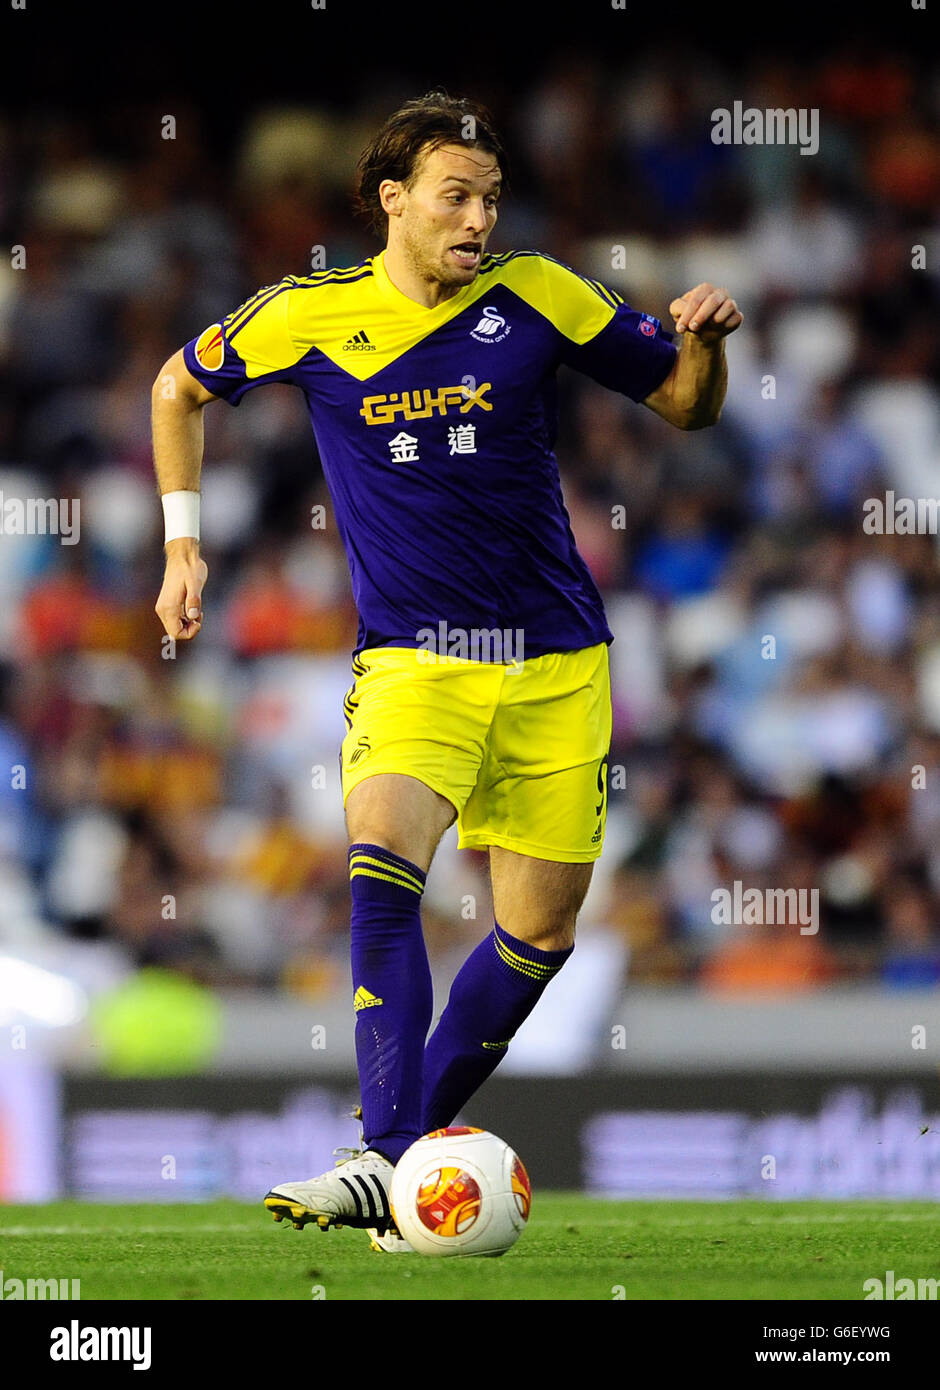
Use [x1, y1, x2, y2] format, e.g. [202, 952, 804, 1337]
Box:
[389, 1126, 531, 1257]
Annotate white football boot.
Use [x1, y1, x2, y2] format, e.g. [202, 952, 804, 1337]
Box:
[264, 1149, 395, 1233]
[367, 1223, 414, 1254]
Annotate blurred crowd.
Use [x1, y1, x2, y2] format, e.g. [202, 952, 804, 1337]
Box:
[1, 41, 939, 1018]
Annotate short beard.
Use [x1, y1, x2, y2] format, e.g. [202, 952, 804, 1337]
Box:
[401, 220, 468, 290]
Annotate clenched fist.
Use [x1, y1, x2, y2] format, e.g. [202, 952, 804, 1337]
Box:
[669, 283, 743, 343]
[155, 539, 208, 641]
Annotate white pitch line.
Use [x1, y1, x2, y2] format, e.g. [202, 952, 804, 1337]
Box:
[0, 1224, 264, 1236]
[594, 1212, 938, 1225]
[2, 1212, 937, 1238]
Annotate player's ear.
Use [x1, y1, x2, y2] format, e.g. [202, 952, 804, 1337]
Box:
[379, 178, 404, 219]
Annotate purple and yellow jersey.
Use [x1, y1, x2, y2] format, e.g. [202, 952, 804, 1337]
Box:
[182, 250, 677, 658]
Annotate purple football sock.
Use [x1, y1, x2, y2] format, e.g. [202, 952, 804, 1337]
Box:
[422, 920, 573, 1132]
[348, 842, 432, 1164]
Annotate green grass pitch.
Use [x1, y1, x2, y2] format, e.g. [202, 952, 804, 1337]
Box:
[1, 1197, 935, 1300]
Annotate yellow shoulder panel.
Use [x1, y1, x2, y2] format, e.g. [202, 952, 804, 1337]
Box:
[226, 253, 622, 384]
[287, 255, 495, 381]
[223, 277, 304, 379]
[286, 267, 400, 380]
[487, 252, 619, 345]
[223, 266, 374, 379]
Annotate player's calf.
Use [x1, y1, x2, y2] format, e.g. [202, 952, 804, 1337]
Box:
[421, 919, 574, 1132]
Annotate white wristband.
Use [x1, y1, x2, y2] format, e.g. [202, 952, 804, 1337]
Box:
[162, 490, 200, 543]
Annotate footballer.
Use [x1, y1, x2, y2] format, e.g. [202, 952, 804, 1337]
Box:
[152, 91, 742, 1249]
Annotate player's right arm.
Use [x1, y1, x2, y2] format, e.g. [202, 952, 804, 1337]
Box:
[152, 349, 216, 641]
[152, 278, 305, 641]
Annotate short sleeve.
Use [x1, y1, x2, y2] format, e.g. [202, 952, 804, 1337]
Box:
[521, 255, 676, 403]
[182, 279, 304, 405]
[562, 298, 678, 402]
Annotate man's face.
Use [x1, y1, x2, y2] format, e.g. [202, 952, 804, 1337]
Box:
[383, 142, 501, 289]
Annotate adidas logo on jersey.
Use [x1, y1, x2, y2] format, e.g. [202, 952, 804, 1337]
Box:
[353, 986, 383, 1011]
[343, 330, 376, 351]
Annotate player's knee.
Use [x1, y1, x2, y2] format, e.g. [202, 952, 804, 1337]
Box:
[347, 824, 427, 870]
[530, 924, 577, 953]
[496, 861, 590, 951]
[345, 814, 446, 875]
[507, 905, 579, 953]
[345, 775, 455, 871]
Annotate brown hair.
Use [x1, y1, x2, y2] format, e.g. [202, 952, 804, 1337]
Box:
[354, 89, 508, 241]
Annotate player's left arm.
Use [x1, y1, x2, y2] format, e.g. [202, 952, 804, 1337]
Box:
[642, 283, 743, 430]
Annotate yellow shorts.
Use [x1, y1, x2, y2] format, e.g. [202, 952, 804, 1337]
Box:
[340, 643, 611, 862]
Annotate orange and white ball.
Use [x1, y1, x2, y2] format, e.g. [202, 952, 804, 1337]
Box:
[390, 1127, 531, 1257]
